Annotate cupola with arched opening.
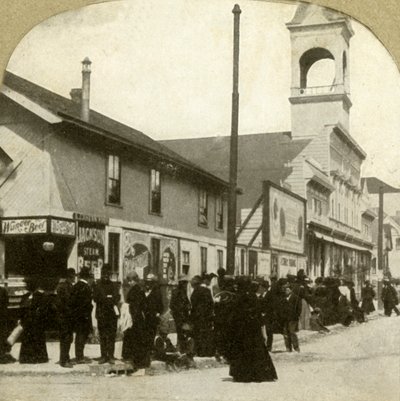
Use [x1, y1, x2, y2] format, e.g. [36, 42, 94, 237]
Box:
[286, 4, 354, 137]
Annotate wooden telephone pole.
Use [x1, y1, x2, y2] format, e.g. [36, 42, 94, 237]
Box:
[226, 4, 241, 275]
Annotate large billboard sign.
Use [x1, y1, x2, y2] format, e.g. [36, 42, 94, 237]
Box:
[262, 181, 306, 255]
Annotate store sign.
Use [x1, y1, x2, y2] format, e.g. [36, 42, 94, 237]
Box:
[51, 219, 76, 237]
[267, 184, 306, 255]
[2, 218, 47, 235]
[279, 253, 298, 277]
[77, 223, 105, 279]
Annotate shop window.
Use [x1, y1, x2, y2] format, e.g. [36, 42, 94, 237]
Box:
[150, 169, 161, 215]
[215, 195, 224, 231]
[199, 189, 208, 227]
[108, 233, 120, 280]
[182, 251, 190, 275]
[217, 249, 224, 270]
[107, 155, 121, 205]
[200, 246, 208, 274]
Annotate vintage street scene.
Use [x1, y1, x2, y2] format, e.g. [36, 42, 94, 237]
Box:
[0, 1, 399, 400]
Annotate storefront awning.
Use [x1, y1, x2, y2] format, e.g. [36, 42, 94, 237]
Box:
[313, 231, 372, 252]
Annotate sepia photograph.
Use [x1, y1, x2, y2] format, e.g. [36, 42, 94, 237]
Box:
[0, 0, 399, 400]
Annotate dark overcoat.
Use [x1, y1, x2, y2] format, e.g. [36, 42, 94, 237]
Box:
[19, 291, 49, 364]
[70, 280, 93, 334]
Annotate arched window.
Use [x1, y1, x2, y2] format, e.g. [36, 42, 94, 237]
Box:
[299, 47, 335, 90]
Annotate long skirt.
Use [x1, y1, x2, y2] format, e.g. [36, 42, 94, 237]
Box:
[19, 324, 48, 364]
[229, 343, 277, 383]
[122, 326, 148, 369]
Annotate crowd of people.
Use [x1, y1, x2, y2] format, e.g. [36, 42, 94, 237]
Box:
[0, 265, 399, 382]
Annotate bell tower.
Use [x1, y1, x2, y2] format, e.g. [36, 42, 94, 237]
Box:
[287, 4, 354, 138]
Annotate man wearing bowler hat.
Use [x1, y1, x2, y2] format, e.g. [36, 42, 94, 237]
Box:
[143, 273, 163, 367]
[70, 267, 94, 364]
[56, 268, 76, 368]
[93, 264, 120, 364]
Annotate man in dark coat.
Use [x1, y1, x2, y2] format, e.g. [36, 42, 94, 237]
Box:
[280, 284, 302, 352]
[143, 273, 163, 367]
[190, 275, 215, 357]
[93, 264, 120, 364]
[125, 271, 147, 374]
[56, 268, 76, 368]
[70, 267, 94, 364]
[382, 279, 400, 317]
[170, 275, 193, 358]
[169, 275, 194, 359]
[258, 277, 280, 352]
[361, 280, 376, 314]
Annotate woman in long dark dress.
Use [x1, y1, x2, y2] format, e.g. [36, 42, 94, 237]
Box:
[227, 277, 277, 383]
[19, 277, 49, 364]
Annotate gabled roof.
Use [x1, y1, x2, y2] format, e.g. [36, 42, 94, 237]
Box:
[161, 132, 310, 212]
[288, 3, 348, 25]
[286, 4, 354, 38]
[2, 71, 228, 189]
[361, 177, 400, 194]
[160, 132, 309, 182]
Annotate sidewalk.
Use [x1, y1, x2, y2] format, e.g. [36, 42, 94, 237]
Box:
[0, 312, 382, 377]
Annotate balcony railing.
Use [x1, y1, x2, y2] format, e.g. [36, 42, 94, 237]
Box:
[291, 84, 347, 97]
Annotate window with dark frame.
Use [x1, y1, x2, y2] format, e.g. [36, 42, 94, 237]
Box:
[150, 169, 161, 214]
[107, 155, 121, 204]
[215, 195, 224, 230]
[200, 246, 207, 274]
[199, 189, 208, 226]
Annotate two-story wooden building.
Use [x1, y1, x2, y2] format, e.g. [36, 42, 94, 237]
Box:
[0, 61, 228, 307]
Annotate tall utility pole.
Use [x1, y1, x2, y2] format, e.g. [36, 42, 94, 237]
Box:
[226, 4, 241, 275]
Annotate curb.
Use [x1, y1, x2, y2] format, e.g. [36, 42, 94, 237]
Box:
[0, 313, 383, 377]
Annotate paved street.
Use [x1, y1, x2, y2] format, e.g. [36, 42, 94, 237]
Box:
[0, 316, 398, 401]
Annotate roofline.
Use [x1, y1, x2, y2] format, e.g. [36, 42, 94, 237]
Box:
[331, 123, 367, 160]
[160, 131, 294, 143]
[57, 112, 229, 189]
[1, 85, 62, 124]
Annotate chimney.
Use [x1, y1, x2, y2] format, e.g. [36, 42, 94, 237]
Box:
[81, 57, 92, 122]
[69, 88, 82, 104]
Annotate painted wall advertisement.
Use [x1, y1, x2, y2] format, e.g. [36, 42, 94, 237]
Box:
[267, 184, 306, 255]
[257, 251, 271, 276]
[160, 237, 178, 284]
[77, 222, 105, 279]
[122, 230, 151, 280]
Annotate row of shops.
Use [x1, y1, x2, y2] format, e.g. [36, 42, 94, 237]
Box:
[0, 213, 226, 312]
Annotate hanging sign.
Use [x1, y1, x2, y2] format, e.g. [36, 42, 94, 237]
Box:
[51, 219, 76, 237]
[77, 222, 105, 278]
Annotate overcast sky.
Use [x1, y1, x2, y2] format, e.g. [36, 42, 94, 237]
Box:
[6, 0, 400, 211]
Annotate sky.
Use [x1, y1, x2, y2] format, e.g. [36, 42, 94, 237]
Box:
[6, 0, 400, 212]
